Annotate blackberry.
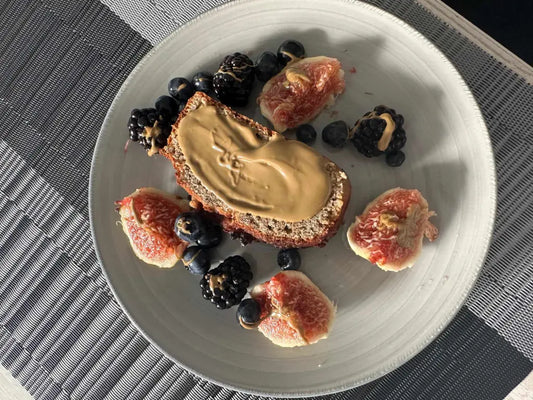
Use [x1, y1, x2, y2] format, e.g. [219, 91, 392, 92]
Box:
[127, 107, 172, 152]
[351, 105, 406, 159]
[212, 53, 255, 107]
[200, 255, 252, 309]
[128, 108, 156, 143]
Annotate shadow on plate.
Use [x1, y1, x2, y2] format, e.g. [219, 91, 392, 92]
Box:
[415, 159, 466, 236]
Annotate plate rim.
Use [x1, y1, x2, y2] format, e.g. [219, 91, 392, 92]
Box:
[88, 0, 497, 396]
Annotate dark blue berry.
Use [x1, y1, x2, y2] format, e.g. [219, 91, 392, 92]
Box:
[255, 51, 281, 82]
[196, 224, 223, 248]
[277, 248, 301, 271]
[295, 124, 317, 145]
[174, 212, 208, 244]
[385, 150, 405, 167]
[236, 298, 261, 326]
[322, 120, 349, 148]
[155, 95, 179, 124]
[192, 72, 213, 93]
[168, 77, 194, 103]
[277, 40, 305, 67]
[174, 212, 223, 248]
[182, 246, 210, 275]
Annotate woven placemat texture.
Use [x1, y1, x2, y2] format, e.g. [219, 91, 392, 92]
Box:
[0, 0, 531, 399]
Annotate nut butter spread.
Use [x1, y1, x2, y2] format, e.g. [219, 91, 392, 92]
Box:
[177, 102, 331, 222]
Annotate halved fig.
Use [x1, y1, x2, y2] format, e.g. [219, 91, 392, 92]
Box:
[347, 188, 438, 271]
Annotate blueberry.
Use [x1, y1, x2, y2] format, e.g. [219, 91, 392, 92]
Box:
[236, 298, 261, 326]
[255, 51, 281, 82]
[322, 120, 349, 148]
[182, 246, 210, 275]
[174, 212, 208, 243]
[196, 224, 223, 248]
[155, 95, 179, 124]
[277, 248, 301, 271]
[174, 212, 223, 248]
[295, 124, 317, 145]
[168, 77, 195, 103]
[192, 72, 213, 93]
[277, 40, 305, 67]
[385, 150, 405, 167]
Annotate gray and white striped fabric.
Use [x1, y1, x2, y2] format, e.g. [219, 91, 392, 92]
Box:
[1, 0, 532, 399]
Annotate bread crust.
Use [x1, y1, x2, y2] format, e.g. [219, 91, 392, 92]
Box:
[161, 92, 351, 248]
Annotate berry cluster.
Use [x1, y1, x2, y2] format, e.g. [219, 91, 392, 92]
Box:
[173, 211, 254, 311]
[294, 105, 407, 167]
[127, 39, 308, 152]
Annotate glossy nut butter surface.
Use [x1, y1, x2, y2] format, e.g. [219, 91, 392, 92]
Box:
[177, 102, 331, 221]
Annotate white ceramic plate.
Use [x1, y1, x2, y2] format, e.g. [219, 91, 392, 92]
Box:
[89, 0, 496, 397]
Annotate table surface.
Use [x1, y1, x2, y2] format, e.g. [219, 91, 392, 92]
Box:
[0, 368, 522, 400]
[0, 0, 531, 399]
[443, 0, 533, 65]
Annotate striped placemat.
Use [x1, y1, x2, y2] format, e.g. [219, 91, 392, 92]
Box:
[0, 0, 531, 399]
